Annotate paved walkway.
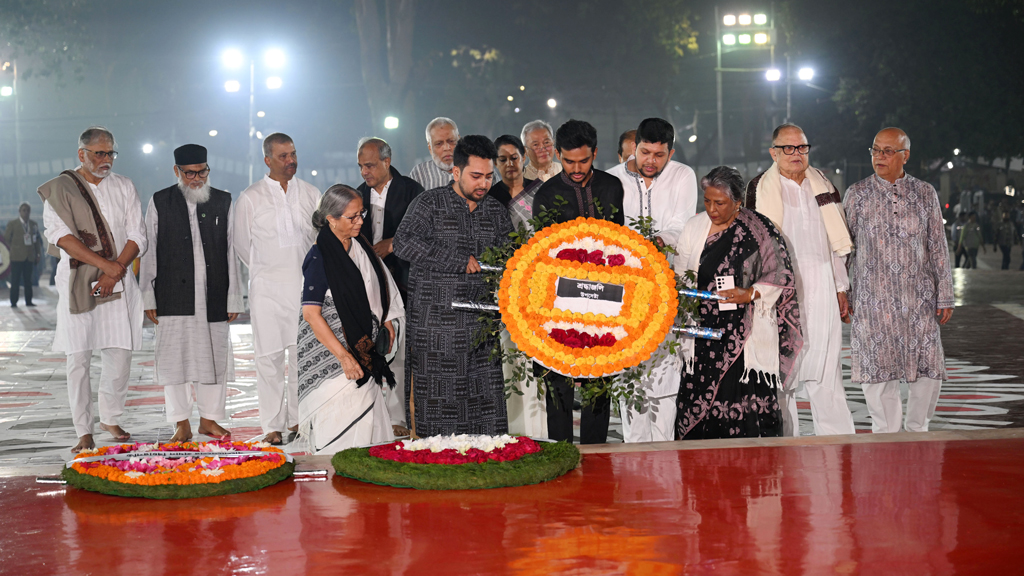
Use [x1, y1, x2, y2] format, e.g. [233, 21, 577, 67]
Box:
[2, 249, 1023, 475]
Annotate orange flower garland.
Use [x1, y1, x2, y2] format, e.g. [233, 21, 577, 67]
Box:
[69, 441, 288, 486]
[498, 217, 678, 378]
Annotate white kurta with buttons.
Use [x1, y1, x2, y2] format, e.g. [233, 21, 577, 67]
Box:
[233, 175, 319, 357]
[139, 193, 244, 386]
[43, 172, 148, 354]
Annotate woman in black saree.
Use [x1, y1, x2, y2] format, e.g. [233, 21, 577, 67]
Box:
[673, 167, 803, 440]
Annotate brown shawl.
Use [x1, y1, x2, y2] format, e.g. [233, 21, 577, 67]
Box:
[37, 170, 121, 314]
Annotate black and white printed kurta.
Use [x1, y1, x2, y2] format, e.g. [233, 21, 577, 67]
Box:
[393, 184, 514, 436]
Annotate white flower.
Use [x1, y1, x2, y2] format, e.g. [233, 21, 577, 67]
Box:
[397, 434, 521, 454]
[201, 469, 225, 477]
[124, 471, 145, 478]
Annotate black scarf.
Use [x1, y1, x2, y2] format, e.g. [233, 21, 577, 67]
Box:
[316, 225, 395, 388]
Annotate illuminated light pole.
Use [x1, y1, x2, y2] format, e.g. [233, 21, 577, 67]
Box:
[222, 48, 287, 185]
[716, 8, 773, 165]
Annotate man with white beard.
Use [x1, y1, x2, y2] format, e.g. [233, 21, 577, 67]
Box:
[139, 144, 243, 442]
[408, 117, 459, 191]
[235, 133, 319, 445]
[37, 126, 148, 453]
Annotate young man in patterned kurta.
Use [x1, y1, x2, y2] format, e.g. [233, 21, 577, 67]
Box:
[845, 127, 954, 433]
[394, 135, 514, 436]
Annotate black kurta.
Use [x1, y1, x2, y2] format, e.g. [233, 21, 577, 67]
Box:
[532, 169, 625, 225]
[393, 185, 514, 436]
[530, 169, 624, 443]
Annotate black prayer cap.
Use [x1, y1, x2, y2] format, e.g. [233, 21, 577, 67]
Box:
[174, 144, 207, 166]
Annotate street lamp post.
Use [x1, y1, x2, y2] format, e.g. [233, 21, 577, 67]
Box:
[223, 48, 284, 185]
[716, 7, 775, 166]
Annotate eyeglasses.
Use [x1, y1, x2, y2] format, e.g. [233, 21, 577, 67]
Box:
[342, 210, 367, 222]
[772, 144, 811, 155]
[178, 167, 211, 179]
[84, 149, 118, 160]
[869, 147, 907, 158]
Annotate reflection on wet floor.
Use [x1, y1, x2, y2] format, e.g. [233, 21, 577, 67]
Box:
[3, 435, 1023, 574]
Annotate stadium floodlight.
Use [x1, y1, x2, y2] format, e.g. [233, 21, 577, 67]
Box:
[738, 14, 752, 25]
[723, 14, 736, 26]
[384, 116, 400, 129]
[224, 80, 241, 92]
[798, 67, 814, 81]
[754, 13, 768, 25]
[738, 34, 752, 44]
[264, 48, 286, 69]
[222, 49, 244, 69]
[722, 34, 737, 45]
[754, 33, 768, 44]
[765, 68, 781, 82]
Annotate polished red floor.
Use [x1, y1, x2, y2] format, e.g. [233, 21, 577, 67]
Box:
[4, 438, 1024, 575]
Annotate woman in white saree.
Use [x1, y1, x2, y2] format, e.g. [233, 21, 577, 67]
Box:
[296, 185, 404, 454]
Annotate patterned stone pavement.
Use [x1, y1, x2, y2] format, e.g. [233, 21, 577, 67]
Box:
[2, 254, 1023, 475]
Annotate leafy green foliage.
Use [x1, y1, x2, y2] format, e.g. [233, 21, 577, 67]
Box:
[61, 462, 296, 499]
[332, 441, 580, 490]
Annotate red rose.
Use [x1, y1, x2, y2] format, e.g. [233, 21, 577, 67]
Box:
[607, 254, 625, 267]
[599, 333, 617, 346]
[586, 250, 606, 265]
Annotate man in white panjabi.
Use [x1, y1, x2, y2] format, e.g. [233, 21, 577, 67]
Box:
[745, 123, 856, 437]
[37, 126, 148, 453]
[139, 144, 243, 442]
[607, 118, 698, 442]
[521, 120, 563, 182]
[234, 133, 319, 445]
[408, 117, 458, 191]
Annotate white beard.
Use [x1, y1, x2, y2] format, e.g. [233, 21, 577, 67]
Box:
[177, 177, 212, 204]
[431, 154, 453, 172]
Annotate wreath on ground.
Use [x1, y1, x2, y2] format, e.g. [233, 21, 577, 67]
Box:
[62, 441, 295, 499]
[332, 437, 581, 490]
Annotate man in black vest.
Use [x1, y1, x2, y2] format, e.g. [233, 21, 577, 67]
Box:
[139, 144, 244, 442]
[356, 136, 423, 437]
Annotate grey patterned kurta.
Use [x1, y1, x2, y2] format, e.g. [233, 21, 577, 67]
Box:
[845, 173, 954, 384]
[393, 185, 514, 435]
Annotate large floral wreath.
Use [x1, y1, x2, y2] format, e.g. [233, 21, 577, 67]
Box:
[333, 434, 580, 490]
[478, 213, 700, 409]
[63, 441, 295, 499]
[498, 217, 678, 379]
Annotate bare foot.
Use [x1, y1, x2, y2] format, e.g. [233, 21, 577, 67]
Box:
[392, 425, 410, 437]
[288, 425, 298, 433]
[99, 423, 131, 442]
[170, 421, 193, 443]
[197, 418, 231, 439]
[263, 431, 283, 445]
[71, 434, 95, 454]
